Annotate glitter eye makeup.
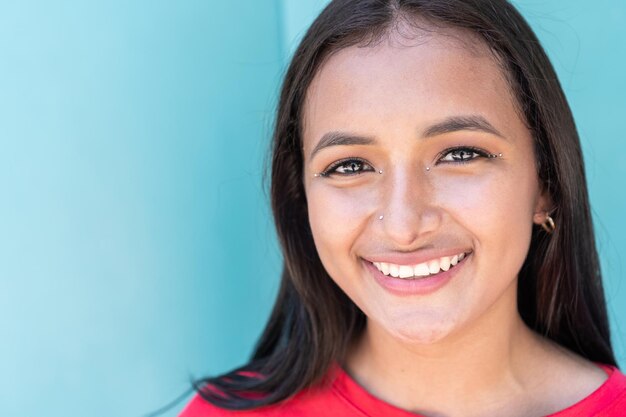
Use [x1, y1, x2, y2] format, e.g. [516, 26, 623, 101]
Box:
[315, 157, 375, 177]
[435, 146, 499, 165]
[314, 146, 502, 178]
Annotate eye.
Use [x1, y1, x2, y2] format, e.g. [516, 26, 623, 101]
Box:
[320, 158, 375, 177]
[437, 146, 490, 164]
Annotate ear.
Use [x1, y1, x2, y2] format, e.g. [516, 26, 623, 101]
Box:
[532, 186, 554, 225]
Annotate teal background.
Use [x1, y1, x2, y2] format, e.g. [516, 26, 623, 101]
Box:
[0, 1, 623, 416]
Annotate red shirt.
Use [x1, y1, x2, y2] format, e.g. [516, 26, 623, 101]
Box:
[180, 364, 626, 416]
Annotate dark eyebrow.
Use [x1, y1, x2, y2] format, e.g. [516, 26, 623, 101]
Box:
[422, 115, 505, 139]
[309, 115, 504, 160]
[309, 132, 375, 160]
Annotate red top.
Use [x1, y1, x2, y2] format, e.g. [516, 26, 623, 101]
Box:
[180, 364, 626, 416]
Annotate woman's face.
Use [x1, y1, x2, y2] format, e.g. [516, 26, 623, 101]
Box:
[302, 29, 549, 344]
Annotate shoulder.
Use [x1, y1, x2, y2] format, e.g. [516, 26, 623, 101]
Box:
[547, 364, 626, 416]
[592, 366, 626, 416]
[529, 337, 624, 414]
[178, 378, 356, 417]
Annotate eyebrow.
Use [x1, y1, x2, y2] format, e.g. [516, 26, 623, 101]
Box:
[309, 115, 505, 160]
[309, 132, 375, 160]
[422, 115, 505, 139]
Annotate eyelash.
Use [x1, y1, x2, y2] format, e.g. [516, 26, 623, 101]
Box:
[319, 157, 374, 177]
[435, 146, 491, 165]
[318, 146, 492, 177]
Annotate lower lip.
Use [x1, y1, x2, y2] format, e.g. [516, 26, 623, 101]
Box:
[365, 254, 470, 297]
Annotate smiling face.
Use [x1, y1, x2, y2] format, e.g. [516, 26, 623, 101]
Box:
[301, 27, 551, 345]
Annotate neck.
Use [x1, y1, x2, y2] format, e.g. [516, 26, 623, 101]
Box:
[344, 283, 549, 416]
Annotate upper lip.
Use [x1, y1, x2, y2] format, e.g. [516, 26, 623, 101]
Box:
[363, 248, 472, 266]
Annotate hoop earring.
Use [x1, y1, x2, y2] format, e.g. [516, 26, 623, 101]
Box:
[541, 215, 555, 234]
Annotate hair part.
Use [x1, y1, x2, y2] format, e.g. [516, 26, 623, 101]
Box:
[195, 0, 616, 410]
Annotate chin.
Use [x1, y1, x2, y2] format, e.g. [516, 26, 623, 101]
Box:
[382, 315, 460, 346]
[393, 328, 453, 346]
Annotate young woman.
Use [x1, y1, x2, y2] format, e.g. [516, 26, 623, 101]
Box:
[181, 1, 625, 415]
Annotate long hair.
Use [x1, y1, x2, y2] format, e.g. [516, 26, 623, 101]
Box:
[195, 0, 616, 409]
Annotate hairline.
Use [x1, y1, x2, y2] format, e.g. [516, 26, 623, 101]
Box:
[300, 12, 533, 168]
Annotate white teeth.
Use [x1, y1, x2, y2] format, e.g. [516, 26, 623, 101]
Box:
[372, 252, 468, 279]
[428, 259, 440, 274]
[440, 256, 451, 271]
[414, 263, 430, 276]
[398, 265, 413, 278]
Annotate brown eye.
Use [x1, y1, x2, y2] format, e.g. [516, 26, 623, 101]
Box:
[322, 158, 374, 176]
[437, 147, 489, 164]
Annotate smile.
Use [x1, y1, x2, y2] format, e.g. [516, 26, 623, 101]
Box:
[372, 252, 467, 279]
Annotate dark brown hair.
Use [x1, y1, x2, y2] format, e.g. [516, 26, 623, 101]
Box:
[195, 0, 616, 409]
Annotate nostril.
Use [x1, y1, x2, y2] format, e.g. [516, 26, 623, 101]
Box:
[378, 207, 443, 247]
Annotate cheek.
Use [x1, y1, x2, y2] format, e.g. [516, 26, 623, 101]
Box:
[433, 166, 537, 268]
[307, 185, 377, 273]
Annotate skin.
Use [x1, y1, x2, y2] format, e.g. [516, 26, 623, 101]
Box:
[301, 25, 606, 417]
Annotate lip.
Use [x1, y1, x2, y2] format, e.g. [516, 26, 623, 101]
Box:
[364, 252, 471, 296]
[364, 248, 472, 266]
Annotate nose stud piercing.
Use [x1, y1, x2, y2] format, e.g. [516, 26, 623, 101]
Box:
[379, 215, 384, 220]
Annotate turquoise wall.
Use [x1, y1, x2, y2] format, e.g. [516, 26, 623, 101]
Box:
[513, 0, 626, 370]
[0, 1, 623, 416]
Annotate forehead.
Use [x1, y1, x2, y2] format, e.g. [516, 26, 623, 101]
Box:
[302, 26, 521, 147]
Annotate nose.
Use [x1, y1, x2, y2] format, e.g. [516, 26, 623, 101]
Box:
[379, 167, 441, 247]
